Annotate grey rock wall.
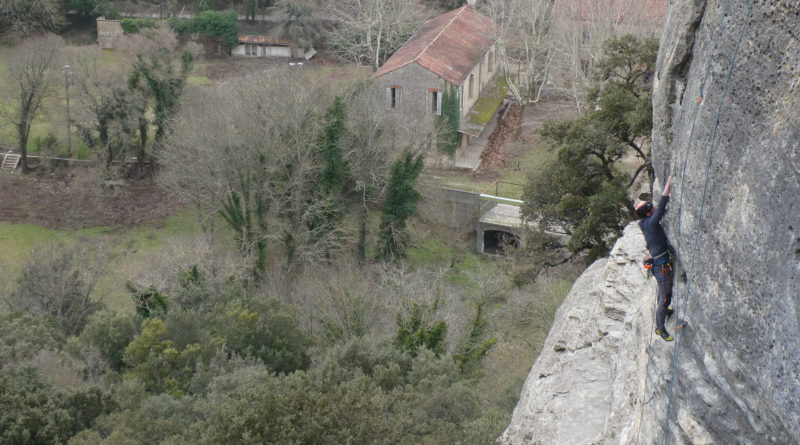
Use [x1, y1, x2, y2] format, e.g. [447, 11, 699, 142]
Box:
[652, 0, 799, 442]
[504, 0, 800, 443]
[500, 224, 658, 444]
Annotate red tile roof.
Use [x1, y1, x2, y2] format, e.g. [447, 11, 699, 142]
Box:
[373, 5, 496, 86]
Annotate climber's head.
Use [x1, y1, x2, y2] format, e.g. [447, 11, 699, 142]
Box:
[635, 201, 654, 219]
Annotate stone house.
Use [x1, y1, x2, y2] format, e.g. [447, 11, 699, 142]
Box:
[96, 17, 124, 50]
[372, 4, 505, 151]
[232, 35, 316, 60]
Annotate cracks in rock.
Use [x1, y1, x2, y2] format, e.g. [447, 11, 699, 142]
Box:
[790, 225, 800, 269]
[553, 331, 610, 354]
[603, 306, 627, 322]
[662, 0, 708, 145]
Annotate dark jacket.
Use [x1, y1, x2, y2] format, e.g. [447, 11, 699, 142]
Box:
[639, 194, 670, 261]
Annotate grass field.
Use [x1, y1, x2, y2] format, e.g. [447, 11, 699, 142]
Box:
[0, 209, 203, 311]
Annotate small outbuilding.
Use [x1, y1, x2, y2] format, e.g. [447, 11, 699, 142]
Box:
[232, 35, 316, 60]
[96, 17, 124, 50]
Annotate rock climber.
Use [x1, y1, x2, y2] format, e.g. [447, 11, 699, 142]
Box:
[635, 176, 675, 342]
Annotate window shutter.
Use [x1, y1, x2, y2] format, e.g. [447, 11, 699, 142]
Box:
[436, 91, 443, 115]
[385, 87, 392, 109]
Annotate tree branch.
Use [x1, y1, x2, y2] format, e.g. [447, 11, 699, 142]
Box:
[627, 162, 650, 188]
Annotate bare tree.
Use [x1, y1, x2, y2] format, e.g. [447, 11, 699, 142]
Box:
[482, 0, 556, 105]
[342, 86, 395, 266]
[71, 46, 143, 171]
[1, 34, 61, 173]
[3, 240, 107, 336]
[549, 0, 664, 112]
[0, 0, 64, 39]
[327, 0, 426, 71]
[161, 70, 357, 275]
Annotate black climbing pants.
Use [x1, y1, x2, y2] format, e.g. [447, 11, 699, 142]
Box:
[653, 262, 674, 332]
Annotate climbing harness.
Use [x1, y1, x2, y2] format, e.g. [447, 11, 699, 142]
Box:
[660, 1, 758, 444]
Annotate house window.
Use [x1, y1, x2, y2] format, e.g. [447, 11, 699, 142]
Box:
[429, 89, 442, 115]
[386, 86, 400, 109]
[246, 43, 258, 56]
[488, 51, 494, 73]
[469, 74, 475, 99]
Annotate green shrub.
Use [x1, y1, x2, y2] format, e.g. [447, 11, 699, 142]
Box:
[168, 17, 193, 34]
[120, 18, 157, 35]
[207, 299, 312, 374]
[123, 318, 213, 396]
[127, 282, 169, 319]
[395, 303, 447, 357]
[75, 144, 90, 160]
[5, 242, 105, 337]
[194, 369, 404, 445]
[0, 366, 114, 445]
[0, 313, 62, 365]
[437, 85, 460, 156]
[170, 10, 239, 54]
[32, 132, 58, 154]
[80, 310, 141, 371]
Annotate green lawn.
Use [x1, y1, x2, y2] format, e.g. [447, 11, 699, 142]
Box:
[497, 139, 557, 195]
[0, 209, 204, 311]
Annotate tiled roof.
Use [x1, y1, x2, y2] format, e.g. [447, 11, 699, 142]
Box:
[373, 5, 495, 86]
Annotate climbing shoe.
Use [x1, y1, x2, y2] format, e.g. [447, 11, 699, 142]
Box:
[655, 329, 674, 342]
[666, 306, 674, 318]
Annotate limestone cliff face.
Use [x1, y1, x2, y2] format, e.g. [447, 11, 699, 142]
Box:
[504, 1, 800, 443]
[501, 224, 659, 444]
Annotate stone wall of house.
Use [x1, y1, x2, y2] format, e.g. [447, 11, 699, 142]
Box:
[460, 42, 498, 118]
[375, 62, 448, 148]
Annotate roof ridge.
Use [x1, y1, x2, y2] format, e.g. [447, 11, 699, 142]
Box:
[413, 5, 468, 65]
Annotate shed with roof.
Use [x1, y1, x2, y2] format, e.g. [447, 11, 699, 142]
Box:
[232, 35, 316, 60]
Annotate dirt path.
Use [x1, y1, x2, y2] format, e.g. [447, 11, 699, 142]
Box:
[478, 98, 579, 174]
[0, 171, 182, 230]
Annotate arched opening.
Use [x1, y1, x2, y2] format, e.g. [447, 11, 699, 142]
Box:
[482, 230, 520, 255]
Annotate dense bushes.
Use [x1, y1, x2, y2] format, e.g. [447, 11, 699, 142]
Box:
[5, 242, 104, 337]
[169, 10, 239, 55]
[0, 367, 115, 445]
[0, 219, 572, 444]
[120, 18, 157, 35]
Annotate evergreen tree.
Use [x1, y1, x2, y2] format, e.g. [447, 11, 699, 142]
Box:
[437, 85, 460, 156]
[319, 96, 350, 195]
[395, 303, 447, 357]
[522, 34, 658, 264]
[129, 47, 193, 176]
[377, 150, 424, 260]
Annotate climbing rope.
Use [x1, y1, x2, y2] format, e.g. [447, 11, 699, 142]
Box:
[675, 0, 735, 246]
[633, 2, 735, 443]
[660, 1, 757, 444]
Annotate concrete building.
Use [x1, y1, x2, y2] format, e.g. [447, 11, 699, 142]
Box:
[232, 35, 316, 60]
[372, 5, 506, 153]
[96, 17, 124, 50]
